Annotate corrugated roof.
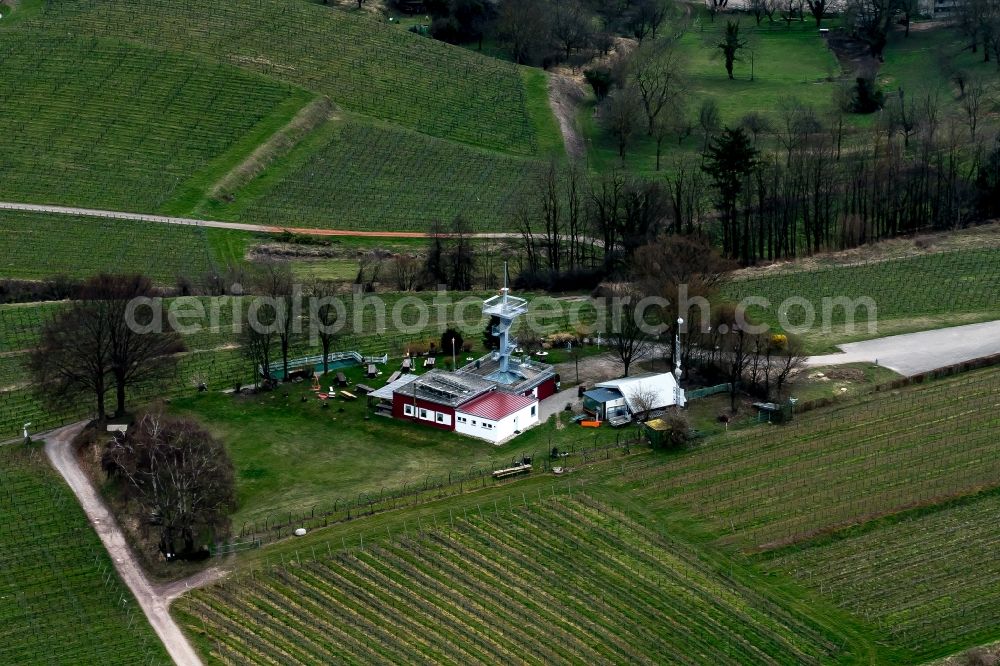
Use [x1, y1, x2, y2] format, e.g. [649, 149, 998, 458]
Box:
[457, 391, 536, 421]
[583, 388, 623, 403]
[369, 373, 419, 400]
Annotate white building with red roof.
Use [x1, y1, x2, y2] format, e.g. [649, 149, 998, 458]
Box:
[454, 391, 539, 444]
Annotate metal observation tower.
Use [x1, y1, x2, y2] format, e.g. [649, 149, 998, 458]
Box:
[481, 265, 529, 386]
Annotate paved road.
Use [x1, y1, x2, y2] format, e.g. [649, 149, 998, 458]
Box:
[44, 423, 226, 666]
[806, 320, 1000, 376]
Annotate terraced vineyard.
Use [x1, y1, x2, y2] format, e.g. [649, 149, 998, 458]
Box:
[239, 121, 543, 232]
[176, 496, 850, 664]
[39, 0, 539, 155]
[0, 210, 216, 284]
[0, 445, 167, 664]
[720, 248, 1000, 333]
[0, 31, 299, 210]
[767, 492, 1000, 659]
[620, 367, 1000, 551]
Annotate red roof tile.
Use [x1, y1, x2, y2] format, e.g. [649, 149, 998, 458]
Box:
[457, 391, 536, 421]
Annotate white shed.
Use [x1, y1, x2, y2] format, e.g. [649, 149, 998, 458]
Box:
[596, 372, 686, 414]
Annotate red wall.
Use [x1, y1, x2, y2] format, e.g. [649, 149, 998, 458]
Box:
[392, 394, 456, 431]
[535, 377, 558, 401]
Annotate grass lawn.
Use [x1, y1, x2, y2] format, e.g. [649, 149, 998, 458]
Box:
[583, 15, 842, 175]
[170, 363, 621, 526]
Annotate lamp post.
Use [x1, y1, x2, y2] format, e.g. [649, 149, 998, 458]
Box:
[451, 336, 457, 371]
[22, 422, 31, 445]
[674, 318, 684, 381]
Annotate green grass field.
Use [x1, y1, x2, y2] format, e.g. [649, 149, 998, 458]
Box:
[219, 119, 545, 232]
[617, 366, 1000, 552]
[0, 445, 167, 664]
[0, 210, 216, 284]
[176, 495, 855, 664]
[37, 0, 542, 156]
[766, 491, 1000, 659]
[584, 17, 842, 175]
[170, 362, 606, 528]
[0, 30, 301, 211]
[719, 248, 1000, 351]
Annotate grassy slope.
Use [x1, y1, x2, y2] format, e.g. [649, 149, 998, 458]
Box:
[615, 366, 1000, 552]
[0, 30, 298, 211]
[216, 118, 546, 232]
[765, 490, 1000, 661]
[0, 210, 216, 284]
[176, 495, 861, 664]
[38, 0, 540, 156]
[0, 445, 168, 665]
[719, 247, 1000, 352]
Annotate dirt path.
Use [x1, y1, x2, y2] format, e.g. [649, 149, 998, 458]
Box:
[0, 200, 565, 241]
[44, 423, 227, 666]
[547, 73, 587, 161]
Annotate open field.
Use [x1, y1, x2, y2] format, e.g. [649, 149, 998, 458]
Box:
[0, 444, 167, 664]
[583, 17, 842, 174]
[617, 366, 1000, 551]
[766, 491, 1000, 659]
[0, 210, 216, 284]
[0, 30, 300, 211]
[227, 119, 545, 232]
[170, 362, 612, 527]
[176, 495, 854, 664]
[719, 248, 1000, 351]
[37, 0, 542, 156]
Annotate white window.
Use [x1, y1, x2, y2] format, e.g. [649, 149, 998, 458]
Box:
[531, 405, 537, 417]
[471, 420, 477, 426]
[457, 416, 466, 423]
[404, 404, 415, 417]
[436, 412, 452, 426]
[419, 409, 432, 421]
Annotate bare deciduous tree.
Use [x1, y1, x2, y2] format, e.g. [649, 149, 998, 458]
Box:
[104, 412, 235, 559]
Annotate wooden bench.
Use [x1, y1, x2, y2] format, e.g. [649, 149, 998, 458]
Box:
[339, 391, 357, 401]
[492, 463, 532, 479]
[386, 370, 402, 384]
[355, 384, 375, 395]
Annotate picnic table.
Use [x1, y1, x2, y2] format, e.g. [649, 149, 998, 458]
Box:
[366, 364, 378, 378]
[336, 372, 347, 386]
[401, 358, 412, 372]
[386, 370, 402, 384]
[355, 384, 375, 395]
[340, 391, 357, 401]
[424, 357, 436, 368]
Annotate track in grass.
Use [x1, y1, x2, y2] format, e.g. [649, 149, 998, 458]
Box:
[766, 491, 1000, 660]
[620, 367, 1000, 551]
[0, 445, 168, 664]
[176, 496, 849, 665]
[0, 31, 297, 211]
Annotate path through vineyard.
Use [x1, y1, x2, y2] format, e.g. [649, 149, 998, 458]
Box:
[44, 423, 228, 666]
